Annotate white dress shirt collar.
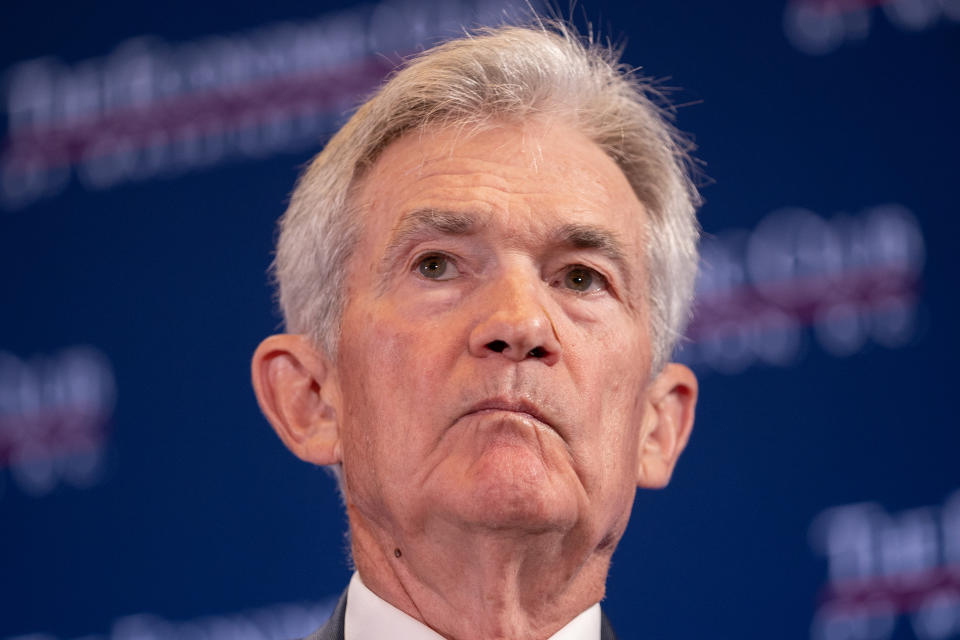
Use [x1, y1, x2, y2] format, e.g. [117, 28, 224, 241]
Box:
[345, 572, 600, 640]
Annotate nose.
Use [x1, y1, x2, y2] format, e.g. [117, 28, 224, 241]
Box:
[467, 272, 562, 365]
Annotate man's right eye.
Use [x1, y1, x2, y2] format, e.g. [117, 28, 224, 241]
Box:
[416, 254, 460, 280]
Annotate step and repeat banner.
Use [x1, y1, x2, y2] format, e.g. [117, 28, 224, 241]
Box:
[2, 1, 958, 638]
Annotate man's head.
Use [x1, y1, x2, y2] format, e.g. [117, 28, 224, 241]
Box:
[251, 23, 700, 627]
[271, 23, 700, 372]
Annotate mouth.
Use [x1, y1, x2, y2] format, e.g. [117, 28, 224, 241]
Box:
[462, 398, 554, 430]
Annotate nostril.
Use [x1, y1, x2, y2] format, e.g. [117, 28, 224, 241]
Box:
[486, 340, 508, 353]
[527, 347, 547, 358]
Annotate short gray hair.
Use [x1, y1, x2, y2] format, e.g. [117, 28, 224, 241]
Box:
[274, 21, 701, 372]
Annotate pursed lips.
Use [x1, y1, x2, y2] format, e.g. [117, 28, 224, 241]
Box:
[461, 399, 556, 432]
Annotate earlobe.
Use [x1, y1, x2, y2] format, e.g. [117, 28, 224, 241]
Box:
[251, 334, 342, 466]
[636, 363, 698, 489]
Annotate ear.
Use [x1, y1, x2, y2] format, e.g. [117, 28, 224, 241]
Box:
[636, 363, 698, 489]
[251, 334, 342, 466]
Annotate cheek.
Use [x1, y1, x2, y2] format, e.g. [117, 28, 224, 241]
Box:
[361, 310, 454, 384]
[567, 313, 651, 392]
[572, 321, 651, 470]
[337, 304, 457, 448]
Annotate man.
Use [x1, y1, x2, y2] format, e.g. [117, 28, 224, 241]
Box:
[251, 21, 700, 640]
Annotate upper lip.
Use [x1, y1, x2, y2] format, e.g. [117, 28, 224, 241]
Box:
[463, 398, 553, 428]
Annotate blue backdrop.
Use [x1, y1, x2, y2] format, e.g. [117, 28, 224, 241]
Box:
[2, 1, 958, 638]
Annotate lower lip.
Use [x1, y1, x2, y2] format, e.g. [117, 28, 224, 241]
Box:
[465, 409, 547, 427]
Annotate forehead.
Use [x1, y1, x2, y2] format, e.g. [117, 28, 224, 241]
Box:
[352, 119, 648, 256]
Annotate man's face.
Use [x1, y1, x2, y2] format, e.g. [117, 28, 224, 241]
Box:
[331, 119, 659, 548]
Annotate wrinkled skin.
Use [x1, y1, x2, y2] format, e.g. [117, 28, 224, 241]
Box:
[252, 118, 697, 640]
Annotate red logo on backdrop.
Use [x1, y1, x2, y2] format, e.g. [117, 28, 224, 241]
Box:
[0, 346, 115, 497]
[0, 0, 523, 210]
[680, 204, 924, 374]
[809, 493, 960, 639]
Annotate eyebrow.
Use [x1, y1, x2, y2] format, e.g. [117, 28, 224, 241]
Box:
[554, 223, 638, 304]
[377, 208, 480, 286]
[555, 223, 629, 268]
[554, 222, 633, 293]
[387, 208, 479, 251]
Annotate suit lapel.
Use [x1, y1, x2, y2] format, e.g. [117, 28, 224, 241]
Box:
[600, 609, 619, 640]
[300, 590, 348, 640]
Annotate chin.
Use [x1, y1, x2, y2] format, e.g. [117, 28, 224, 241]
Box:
[451, 445, 578, 531]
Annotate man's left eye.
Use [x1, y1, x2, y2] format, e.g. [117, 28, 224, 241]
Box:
[560, 266, 607, 293]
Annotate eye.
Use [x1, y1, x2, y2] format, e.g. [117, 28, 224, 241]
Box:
[559, 265, 608, 293]
[416, 254, 460, 280]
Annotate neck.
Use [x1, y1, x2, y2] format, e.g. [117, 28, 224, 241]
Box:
[347, 503, 614, 640]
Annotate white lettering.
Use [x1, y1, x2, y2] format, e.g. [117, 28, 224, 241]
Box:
[0, 347, 115, 497]
[911, 590, 960, 639]
[687, 204, 923, 374]
[785, 0, 960, 55]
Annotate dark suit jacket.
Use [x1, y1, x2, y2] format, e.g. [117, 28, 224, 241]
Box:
[299, 590, 619, 640]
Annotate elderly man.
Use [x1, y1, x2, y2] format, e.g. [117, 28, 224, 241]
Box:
[251, 22, 700, 640]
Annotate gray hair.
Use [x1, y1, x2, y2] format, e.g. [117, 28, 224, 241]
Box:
[274, 21, 701, 373]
